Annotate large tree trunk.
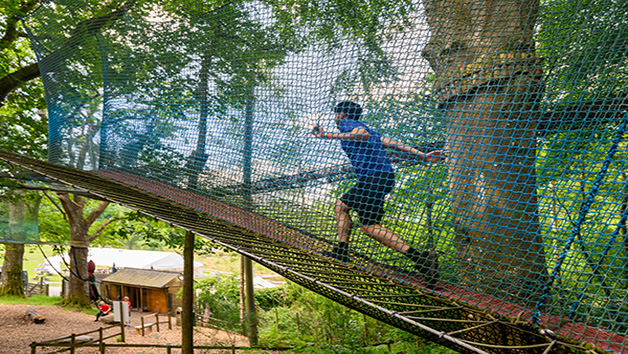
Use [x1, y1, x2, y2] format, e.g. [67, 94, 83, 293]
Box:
[422, 0, 548, 304]
[0, 191, 41, 296]
[0, 243, 25, 296]
[57, 193, 109, 308]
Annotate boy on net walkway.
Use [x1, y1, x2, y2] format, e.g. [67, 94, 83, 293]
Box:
[312, 101, 447, 288]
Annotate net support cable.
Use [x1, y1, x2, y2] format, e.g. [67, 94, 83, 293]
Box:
[0, 149, 599, 354]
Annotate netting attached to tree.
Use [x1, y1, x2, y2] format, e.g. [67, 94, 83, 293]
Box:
[18, 0, 628, 352]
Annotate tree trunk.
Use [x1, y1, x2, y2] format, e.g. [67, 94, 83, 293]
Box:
[57, 193, 109, 308]
[0, 243, 25, 296]
[0, 191, 41, 296]
[242, 86, 258, 346]
[422, 0, 548, 304]
[62, 241, 91, 307]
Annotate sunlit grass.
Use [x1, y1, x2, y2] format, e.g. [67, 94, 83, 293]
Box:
[0, 294, 63, 306]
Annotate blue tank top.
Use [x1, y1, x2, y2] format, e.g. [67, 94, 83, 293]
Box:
[337, 119, 394, 179]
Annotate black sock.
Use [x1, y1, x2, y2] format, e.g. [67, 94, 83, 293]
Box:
[405, 247, 424, 263]
[325, 241, 350, 262]
[405, 247, 439, 287]
[336, 241, 349, 257]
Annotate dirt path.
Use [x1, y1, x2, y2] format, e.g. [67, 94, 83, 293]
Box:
[0, 303, 264, 353]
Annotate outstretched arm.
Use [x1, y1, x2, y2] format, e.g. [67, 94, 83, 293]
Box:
[381, 136, 447, 163]
[312, 124, 370, 141]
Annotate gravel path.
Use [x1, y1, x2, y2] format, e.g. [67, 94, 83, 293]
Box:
[0, 303, 263, 354]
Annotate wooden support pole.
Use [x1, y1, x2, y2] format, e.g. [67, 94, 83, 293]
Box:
[119, 301, 125, 342]
[99, 328, 105, 354]
[155, 313, 160, 332]
[243, 256, 258, 346]
[181, 230, 194, 354]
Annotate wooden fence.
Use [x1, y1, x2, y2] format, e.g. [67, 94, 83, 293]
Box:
[30, 322, 125, 354]
[31, 343, 266, 354]
[136, 313, 172, 336]
[26, 282, 49, 296]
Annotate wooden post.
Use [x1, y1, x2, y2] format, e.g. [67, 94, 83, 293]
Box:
[70, 334, 75, 354]
[168, 313, 172, 329]
[99, 328, 105, 354]
[30, 342, 36, 354]
[243, 256, 258, 346]
[181, 230, 195, 354]
[119, 302, 126, 342]
[141, 316, 145, 336]
[155, 313, 160, 332]
[242, 86, 259, 347]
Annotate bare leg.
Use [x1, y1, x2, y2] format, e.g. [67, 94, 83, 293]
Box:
[361, 224, 410, 253]
[334, 199, 352, 242]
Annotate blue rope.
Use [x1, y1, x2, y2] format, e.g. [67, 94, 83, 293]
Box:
[532, 112, 628, 324]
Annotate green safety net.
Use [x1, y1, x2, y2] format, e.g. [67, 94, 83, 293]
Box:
[0, 201, 39, 243]
[18, 0, 628, 352]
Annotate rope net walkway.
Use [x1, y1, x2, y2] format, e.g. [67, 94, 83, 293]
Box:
[13, 0, 628, 352]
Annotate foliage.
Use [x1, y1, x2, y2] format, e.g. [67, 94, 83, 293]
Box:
[195, 273, 243, 332]
[196, 275, 455, 352]
[537, 0, 628, 102]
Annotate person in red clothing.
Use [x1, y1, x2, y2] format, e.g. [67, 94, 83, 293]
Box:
[123, 296, 132, 327]
[95, 301, 111, 321]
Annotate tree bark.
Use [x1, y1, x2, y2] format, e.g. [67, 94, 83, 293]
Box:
[0, 243, 25, 296]
[423, 0, 548, 304]
[0, 63, 40, 107]
[0, 0, 41, 107]
[0, 191, 41, 296]
[242, 86, 258, 346]
[57, 193, 109, 308]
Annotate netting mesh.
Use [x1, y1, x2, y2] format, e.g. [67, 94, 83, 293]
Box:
[19, 0, 628, 352]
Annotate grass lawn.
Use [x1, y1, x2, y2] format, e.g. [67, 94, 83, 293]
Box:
[2, 244, 279, 283]
[22, 245, 64, 286]
[0, 294, 63, 306]
[0, 244, 64, 286]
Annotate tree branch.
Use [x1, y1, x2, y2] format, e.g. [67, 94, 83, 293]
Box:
[42, 190, 68, 222]
[539, 94, 628, 133]
[0, 62, 40, 107]
[88, 216, 119, 242]
[0, 0, 137, 108]
[84, 200, 110, 226]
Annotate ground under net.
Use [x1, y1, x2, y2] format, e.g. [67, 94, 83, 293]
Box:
[15, 0, 628, 352]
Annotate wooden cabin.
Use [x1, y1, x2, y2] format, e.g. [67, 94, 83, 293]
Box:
[101, 268, 187, 315]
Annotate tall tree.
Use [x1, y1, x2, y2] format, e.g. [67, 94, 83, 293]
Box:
[422, 0, 548, 303]
[54, 193, 111, 307]
[0, 0, 41, 107]
[0, 190, 40, 296]
[0, 0, 47, 296]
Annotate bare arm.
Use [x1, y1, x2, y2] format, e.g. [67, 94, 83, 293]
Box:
[381, 136, 448, 163]
[312, 124, 370, 141]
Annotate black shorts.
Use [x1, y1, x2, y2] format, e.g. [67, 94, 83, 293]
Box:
[341, 171, 395, 226]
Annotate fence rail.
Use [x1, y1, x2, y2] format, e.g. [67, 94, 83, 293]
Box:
[25, 282, 49, 296]
[31, 342, 293, 354]
[31, 324, 124, 354]
[137, 313, 172, 336]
